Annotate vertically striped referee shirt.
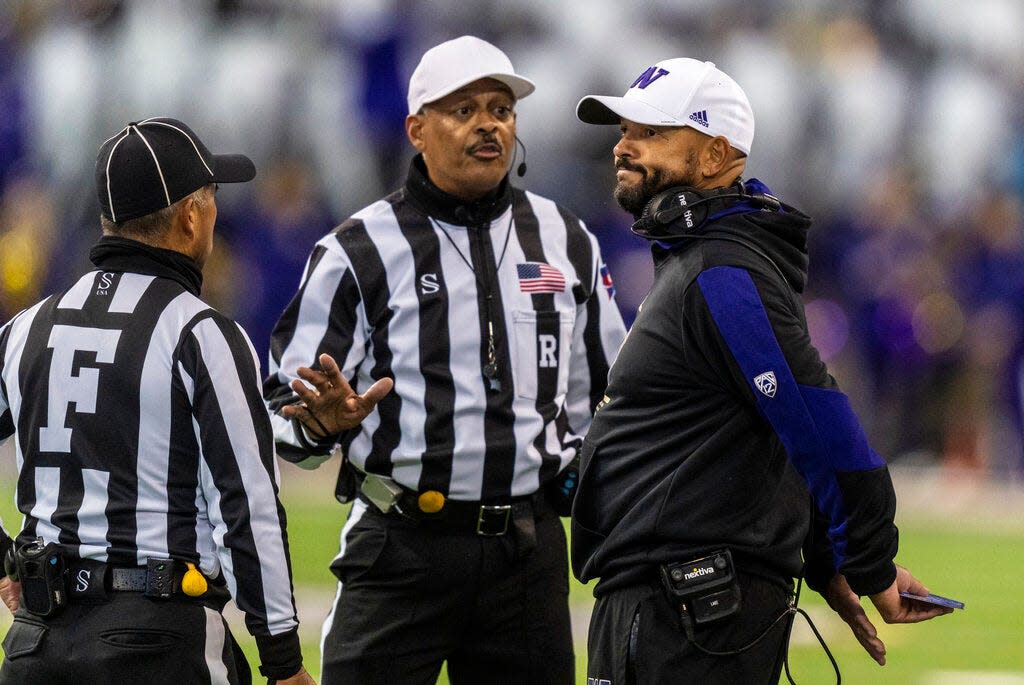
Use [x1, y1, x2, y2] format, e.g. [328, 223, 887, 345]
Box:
[264, 157, 627, 501]
[0, 237, 300, 663]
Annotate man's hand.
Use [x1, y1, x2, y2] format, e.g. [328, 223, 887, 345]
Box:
[869, 565, 954, 625]
[275, 665, 317, 684]
[823, 566, 955, 667]
[281, 353, 393, 437]
[823, 573, 887, 665]
[0, 576, 20, 614]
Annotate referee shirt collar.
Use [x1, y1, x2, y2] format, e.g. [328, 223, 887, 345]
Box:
[90, 236, 204, 296]
[405, 154, 513, 226]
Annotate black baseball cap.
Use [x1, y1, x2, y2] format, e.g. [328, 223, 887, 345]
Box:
[95, 117, 256, 222]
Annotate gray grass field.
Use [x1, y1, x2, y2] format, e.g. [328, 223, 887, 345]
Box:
[2, 460, 1023, 683]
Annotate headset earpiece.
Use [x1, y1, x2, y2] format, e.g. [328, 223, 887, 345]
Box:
[652, 187, 711, 228]
[631, 182, 782, 240]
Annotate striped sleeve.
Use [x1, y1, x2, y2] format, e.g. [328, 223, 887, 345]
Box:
[0, 305, 39, 544]
[264, 236, 368, 467]
[563, 220, 626, 435]
[178, 312, 301, 671]
[695, 265, 898, 595]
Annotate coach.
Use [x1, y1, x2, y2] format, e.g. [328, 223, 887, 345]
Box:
[263, 35, 627, 685]
[0, 118, 314, 684]
[571, 58, 952, 683]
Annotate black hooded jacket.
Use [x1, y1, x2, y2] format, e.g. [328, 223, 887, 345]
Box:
[571, 180, 899, 598]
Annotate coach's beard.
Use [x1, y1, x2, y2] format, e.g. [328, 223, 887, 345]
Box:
[614, 166, 671, 218]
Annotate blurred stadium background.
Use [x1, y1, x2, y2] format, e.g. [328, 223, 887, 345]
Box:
[1, 0, 1023, 682]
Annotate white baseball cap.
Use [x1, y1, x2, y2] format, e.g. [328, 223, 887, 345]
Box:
[577, 58, 755, 155]
[407, 35, 536, 114]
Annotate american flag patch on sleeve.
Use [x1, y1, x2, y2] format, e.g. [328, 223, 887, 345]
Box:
[599, 262, 616, 299]
[516, 262, 566, 293]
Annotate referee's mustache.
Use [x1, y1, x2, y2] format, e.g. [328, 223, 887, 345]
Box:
[468, 135, 502, 154]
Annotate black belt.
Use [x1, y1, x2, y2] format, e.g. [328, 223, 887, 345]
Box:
[109, 566, 149, 591]
[360, 489, 537, 536]
[66, 559, 185, 600]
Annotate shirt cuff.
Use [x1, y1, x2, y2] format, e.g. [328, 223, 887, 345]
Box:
[802, 556, 836, 595]
[255, 628, 303, 680]
[292, 416, 339, 455]
[845, 561, 898, 597]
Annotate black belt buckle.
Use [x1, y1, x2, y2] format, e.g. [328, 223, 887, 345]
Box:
[476, 505, 511, 536]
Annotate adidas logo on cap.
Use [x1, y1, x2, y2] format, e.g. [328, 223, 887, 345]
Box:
[688, 110, 709, 127]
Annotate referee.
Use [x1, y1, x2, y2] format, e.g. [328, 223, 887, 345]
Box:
[0, 118, 315, 685]
[263, 36, 627, 684]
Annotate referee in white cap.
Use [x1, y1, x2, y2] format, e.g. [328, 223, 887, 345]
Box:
[263, 35, 627, 684]
[0, 117, 317, 684]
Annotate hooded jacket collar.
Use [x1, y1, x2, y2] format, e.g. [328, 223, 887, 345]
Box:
[404, 154, 513, 226]
[89, 235, 203, 296]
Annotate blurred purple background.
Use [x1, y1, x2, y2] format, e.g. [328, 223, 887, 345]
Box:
[2, 0, 1023, 477]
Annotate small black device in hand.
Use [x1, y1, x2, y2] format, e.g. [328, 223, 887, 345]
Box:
[15, 538, 68, 618]
[545, 450, 581, 516]
[660, 549, 741, 627]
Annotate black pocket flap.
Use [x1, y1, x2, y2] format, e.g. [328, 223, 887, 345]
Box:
[2, 617, 47, 660]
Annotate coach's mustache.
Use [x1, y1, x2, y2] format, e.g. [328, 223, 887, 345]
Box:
[615, 159, 646, 177]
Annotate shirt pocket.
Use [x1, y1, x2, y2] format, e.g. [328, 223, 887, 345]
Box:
[510, 309, 574, 400]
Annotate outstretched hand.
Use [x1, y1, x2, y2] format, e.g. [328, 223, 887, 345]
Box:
[823, 573, 887, 665]
[824, 566, 954, 666]
[281, 353, 393, 437]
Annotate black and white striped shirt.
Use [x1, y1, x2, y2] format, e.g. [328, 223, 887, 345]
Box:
[265, 158, 627, 501]
[0, 238, 299, 662]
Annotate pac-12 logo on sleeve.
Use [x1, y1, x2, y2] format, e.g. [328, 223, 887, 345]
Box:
[753, 371, 777, 398]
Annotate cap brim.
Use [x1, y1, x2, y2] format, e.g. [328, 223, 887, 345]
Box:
[493, 74, 536, 101]
[422, 73, 536, 108]
[212, 154, 256, 183]
[576, 95, 685, 127]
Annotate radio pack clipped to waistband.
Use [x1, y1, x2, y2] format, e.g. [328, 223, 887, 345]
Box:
[660, 549, 741, 626]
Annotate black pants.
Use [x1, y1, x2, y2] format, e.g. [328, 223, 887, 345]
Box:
[588, 573, 794, 685]
[0, 593, 249, 684]
[320, 497, 574, 685]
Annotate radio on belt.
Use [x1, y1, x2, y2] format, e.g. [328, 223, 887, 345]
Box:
[660, 549, 741, 625]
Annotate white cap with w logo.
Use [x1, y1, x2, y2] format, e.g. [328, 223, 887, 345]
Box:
[576, 58, 754, 155]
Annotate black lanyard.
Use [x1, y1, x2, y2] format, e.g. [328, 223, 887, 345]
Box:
[431, 212, 514, 391]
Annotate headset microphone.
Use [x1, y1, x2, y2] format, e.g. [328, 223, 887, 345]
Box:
[515, 136, 527, 177]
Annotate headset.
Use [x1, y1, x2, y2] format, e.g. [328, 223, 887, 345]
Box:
[631, 181, 791, 287]
[631, 182, 782, 240]
[513, 135, 527, 177]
